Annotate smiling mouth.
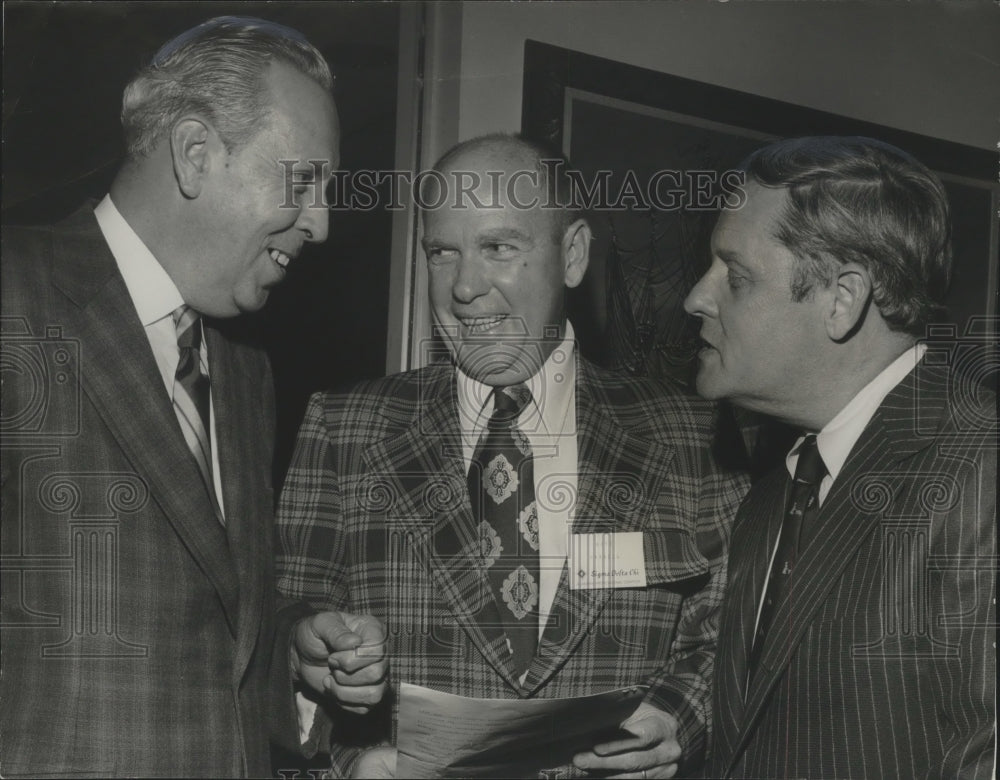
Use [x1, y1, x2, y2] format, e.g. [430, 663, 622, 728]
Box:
[459, 315, 508, 334]
[269, 248, 292, 271]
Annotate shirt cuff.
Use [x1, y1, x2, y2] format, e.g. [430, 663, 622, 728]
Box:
[296, 690, 320, 746]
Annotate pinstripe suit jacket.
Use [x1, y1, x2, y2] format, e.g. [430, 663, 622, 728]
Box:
[707, 361, 997, 779]
[0, 208, 303, 777]
[276, 358, 748, 777]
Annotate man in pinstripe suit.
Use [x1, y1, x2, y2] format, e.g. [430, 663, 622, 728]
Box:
[685, 136, 996, 778]
[276, 134, 747, 778]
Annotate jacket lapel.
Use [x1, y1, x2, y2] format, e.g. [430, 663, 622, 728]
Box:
[712, 470, 785, 771]
[523, 360, 684, 692]
[50, 212, 240, 634]
[737, 363, 946, 758]
[207, 325, 268, 680]
[361, 367, 522, 690]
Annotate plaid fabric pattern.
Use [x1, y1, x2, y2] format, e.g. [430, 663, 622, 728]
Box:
[276, 357, 748, 776]
[708, 364, 997, 779]
[1, 209, 289, 777]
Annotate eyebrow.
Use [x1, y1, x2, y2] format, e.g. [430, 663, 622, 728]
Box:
[421, 227, 536, 252]
[478, 227, 533, 244]
[284, 162, 340, 186]
[716, 248, 746, 267]
[420, 236, 448, 251]
[287, 168, 319, 182]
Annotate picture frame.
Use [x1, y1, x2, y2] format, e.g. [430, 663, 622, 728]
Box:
[521, 40, 998, 388]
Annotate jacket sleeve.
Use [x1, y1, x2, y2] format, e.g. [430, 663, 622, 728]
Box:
[642, 404, 748, 771]
[926, 435, 996, 779]
[274, 392, 390, 776]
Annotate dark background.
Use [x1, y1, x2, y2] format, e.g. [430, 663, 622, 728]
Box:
[3, 1, 402, 487]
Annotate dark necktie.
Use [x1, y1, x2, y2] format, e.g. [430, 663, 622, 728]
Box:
[749, 434, 826, 674]
[172, 306, 223, 523]
[468, 384, 539, 678]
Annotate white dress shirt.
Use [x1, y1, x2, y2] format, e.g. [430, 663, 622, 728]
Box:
[457, 322, 578, 638]
[753, 343, 927, 639]
[785, 342, 928, 504]
[94, 194, 226, 516]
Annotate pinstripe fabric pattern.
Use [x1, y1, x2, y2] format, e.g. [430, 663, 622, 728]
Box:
[276, 358, 748, 777]
[0, 208, 293, 777]
[171, 305, 223, 522]
[708, 363, 997, 779]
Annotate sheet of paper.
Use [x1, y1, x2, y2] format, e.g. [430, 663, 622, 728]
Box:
[395, 682, 648, 778]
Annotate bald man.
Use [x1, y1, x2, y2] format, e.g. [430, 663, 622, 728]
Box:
[276, 134, 746, 778]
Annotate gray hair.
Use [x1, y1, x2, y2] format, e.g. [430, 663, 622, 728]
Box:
[744, 136, 952, 335]
[122, 16, 333, 158]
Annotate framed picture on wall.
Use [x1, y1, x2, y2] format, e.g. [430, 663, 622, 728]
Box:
[521, 40, 998, 395]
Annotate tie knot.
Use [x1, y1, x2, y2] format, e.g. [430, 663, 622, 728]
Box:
[488, 384, 532, 428]
[172, 305, 201, 350]
[793, 435, 827, 486]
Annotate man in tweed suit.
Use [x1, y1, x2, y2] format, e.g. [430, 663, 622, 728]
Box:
[1, 18, 385, 777]
[684, 136, 996, 778]
[276, 134, 747, 778]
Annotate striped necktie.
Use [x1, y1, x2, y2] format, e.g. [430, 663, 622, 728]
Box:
[172, 305, 223, 523]
[468, 384, 539, 678]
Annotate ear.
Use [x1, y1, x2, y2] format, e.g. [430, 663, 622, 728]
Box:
[561, 218, 592, 289]
[826, 263, 872, 341]
[169, 117, 213, 199]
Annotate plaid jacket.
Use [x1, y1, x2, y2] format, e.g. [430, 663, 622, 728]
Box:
[0, 208, 300, 777]
[276, 358, 747, 777]
[708, 363, 997, 779]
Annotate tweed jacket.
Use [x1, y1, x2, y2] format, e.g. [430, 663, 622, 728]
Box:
[276, 358, 748, 777]
[707, 361, 997, 779]
[0, 207, 303, 777]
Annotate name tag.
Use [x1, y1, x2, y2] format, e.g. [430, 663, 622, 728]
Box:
[569, 532, 647, 590]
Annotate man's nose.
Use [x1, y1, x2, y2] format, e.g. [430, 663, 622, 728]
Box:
[298, 201, 330, 244]
[452, 254, 490, 302]
[683, 272, 718, 319]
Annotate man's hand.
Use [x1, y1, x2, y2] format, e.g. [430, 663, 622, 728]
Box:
[572, 703, 682, 779]
[350, 747, 397, 779]
[290, 610, 388, 714]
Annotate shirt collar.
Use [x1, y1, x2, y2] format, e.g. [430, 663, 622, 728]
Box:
[786, 342, 927, 483]
[456, 321, 577, 439]
[94, 194, 185, 327]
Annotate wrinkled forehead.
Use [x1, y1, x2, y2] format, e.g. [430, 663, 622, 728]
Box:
[420, 153, 563, 240]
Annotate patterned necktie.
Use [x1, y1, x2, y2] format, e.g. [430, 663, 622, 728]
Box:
[749, 434, 826, 675]
[468, 384, 539, 678]
[172, 305, 223, 523]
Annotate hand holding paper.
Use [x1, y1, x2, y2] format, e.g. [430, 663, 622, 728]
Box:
[395, 683, 648, 777]
[572, 703, 682, 779]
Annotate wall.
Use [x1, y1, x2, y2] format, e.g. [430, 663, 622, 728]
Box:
[457, 1, 998, 150]
[401, 1, 999, 369]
